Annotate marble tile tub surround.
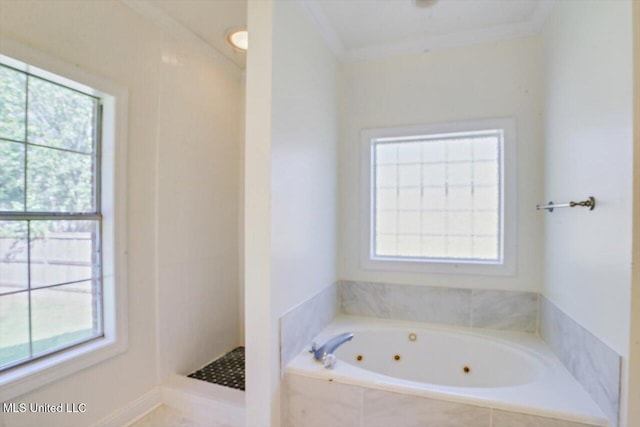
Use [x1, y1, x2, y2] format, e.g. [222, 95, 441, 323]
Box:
[339, 281, 538, 332]
[280, 283, 338, 372]
[283, 374, 602, 427]
[540, 297, 621, 426]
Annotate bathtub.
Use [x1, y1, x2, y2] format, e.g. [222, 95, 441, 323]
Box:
[285, 316, 609, 426]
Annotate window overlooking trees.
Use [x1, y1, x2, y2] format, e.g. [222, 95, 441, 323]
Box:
[0, 62, 103, 371]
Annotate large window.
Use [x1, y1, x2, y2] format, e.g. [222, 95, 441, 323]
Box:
[361, 119, 516, 275]
[0, 63, 103, 371]
[0, 41, 127, 401]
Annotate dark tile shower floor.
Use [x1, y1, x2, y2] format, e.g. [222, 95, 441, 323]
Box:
[187, 346, 245, 391]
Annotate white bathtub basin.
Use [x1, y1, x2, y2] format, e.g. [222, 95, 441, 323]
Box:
[287, 316, 609, 426]
[333, 327, 541, 388]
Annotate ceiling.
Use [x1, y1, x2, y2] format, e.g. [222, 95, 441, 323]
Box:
[149, 0, 247, 68]
[303, 0, 555, 60]
[125, 0, 555, 68]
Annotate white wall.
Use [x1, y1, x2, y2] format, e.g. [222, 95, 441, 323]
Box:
[244, 0, 339, 424]
[156, 37, 242, 378]
[339, 37, 543, 292]
[0, 1, 242, 425]
[541, 0, 633, 423]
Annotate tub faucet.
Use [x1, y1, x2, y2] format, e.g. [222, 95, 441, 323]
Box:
[310, 332, 354, 369]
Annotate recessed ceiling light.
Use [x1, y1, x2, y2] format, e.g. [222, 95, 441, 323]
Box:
[413, 0, 438, 8]
[226, 29, 248, 51]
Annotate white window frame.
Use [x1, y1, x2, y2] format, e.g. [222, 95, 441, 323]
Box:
[0, 38, 128, 400]
[360, 118, 516, 276]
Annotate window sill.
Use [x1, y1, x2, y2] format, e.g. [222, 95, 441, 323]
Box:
[361, 256, 516, 276]
[0, 335, 127, 401]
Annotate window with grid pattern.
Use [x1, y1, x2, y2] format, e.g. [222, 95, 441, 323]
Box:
[370, 129, 504, 264]
[0, 62, 103, 371]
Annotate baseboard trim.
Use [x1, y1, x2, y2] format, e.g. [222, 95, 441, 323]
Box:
[91, 387, 162, 427]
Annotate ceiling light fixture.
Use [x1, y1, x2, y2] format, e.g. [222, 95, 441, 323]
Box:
[226, 28, 248, 51]
[413, 0, 438, 8]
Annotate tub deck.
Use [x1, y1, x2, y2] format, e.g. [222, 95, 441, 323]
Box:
[285, 315, 609, 427]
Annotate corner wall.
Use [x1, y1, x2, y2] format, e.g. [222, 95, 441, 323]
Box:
[540, 1, 633, 424]
[244, 0, 339, 425]
[156, 35, 242, 379]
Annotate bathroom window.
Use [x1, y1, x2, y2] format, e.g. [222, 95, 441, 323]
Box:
[0, 42, 128, 400]
[361, 118, 516, 275]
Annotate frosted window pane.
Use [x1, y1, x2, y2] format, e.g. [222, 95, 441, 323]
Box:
[398, 165, 420, 187]
[376, 144, 397, 165]
[474, 186, 498, 210]
[377, 188, 397, 211]
[474, 161, 498, 186]
[422, 187, 446, 210]
[447, 140, 472, 161]
[422, 236, 446, 257]
[422, 141, 446, 162]
[423, 164, 445, 183]
[398, 188, 421, 210]
[376, 212, 397, 234]
[448, 163, 472, 186]
[372, 131, 502, 262]
[398, 211, 420, 235]
[474, 212, 499, 236]
[448, 212, 472, 235]
[397, 236, 421, 256]
[447, 236, 473, 258]
[474, 138, 498, 160]
[398, 143, 421, 164]
[376, 165, 397, 187]
[376, 235, 396, 256]
[448, 186, 473, 210]
[422, 212, 445, 234]
[474, 237, 499, 259]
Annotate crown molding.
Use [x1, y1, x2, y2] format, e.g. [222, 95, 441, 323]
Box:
[120, 0, 242, 77]
[299, 0, 347, 60]
[303, 0, 557, 63]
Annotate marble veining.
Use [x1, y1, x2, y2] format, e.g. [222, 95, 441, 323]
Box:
[284, 374, 362, 427]
[471, 290, 538, 332]
[392, 284, 471, 326]
[362, 389, 490, 427]
[540, 297, 620, 426]
[280, 283, 338, 372]
[284, 372, 603, 427]
[491, 410, 598, 427]
[339, 281, 539, 332]
[339, 281, 392, 318]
